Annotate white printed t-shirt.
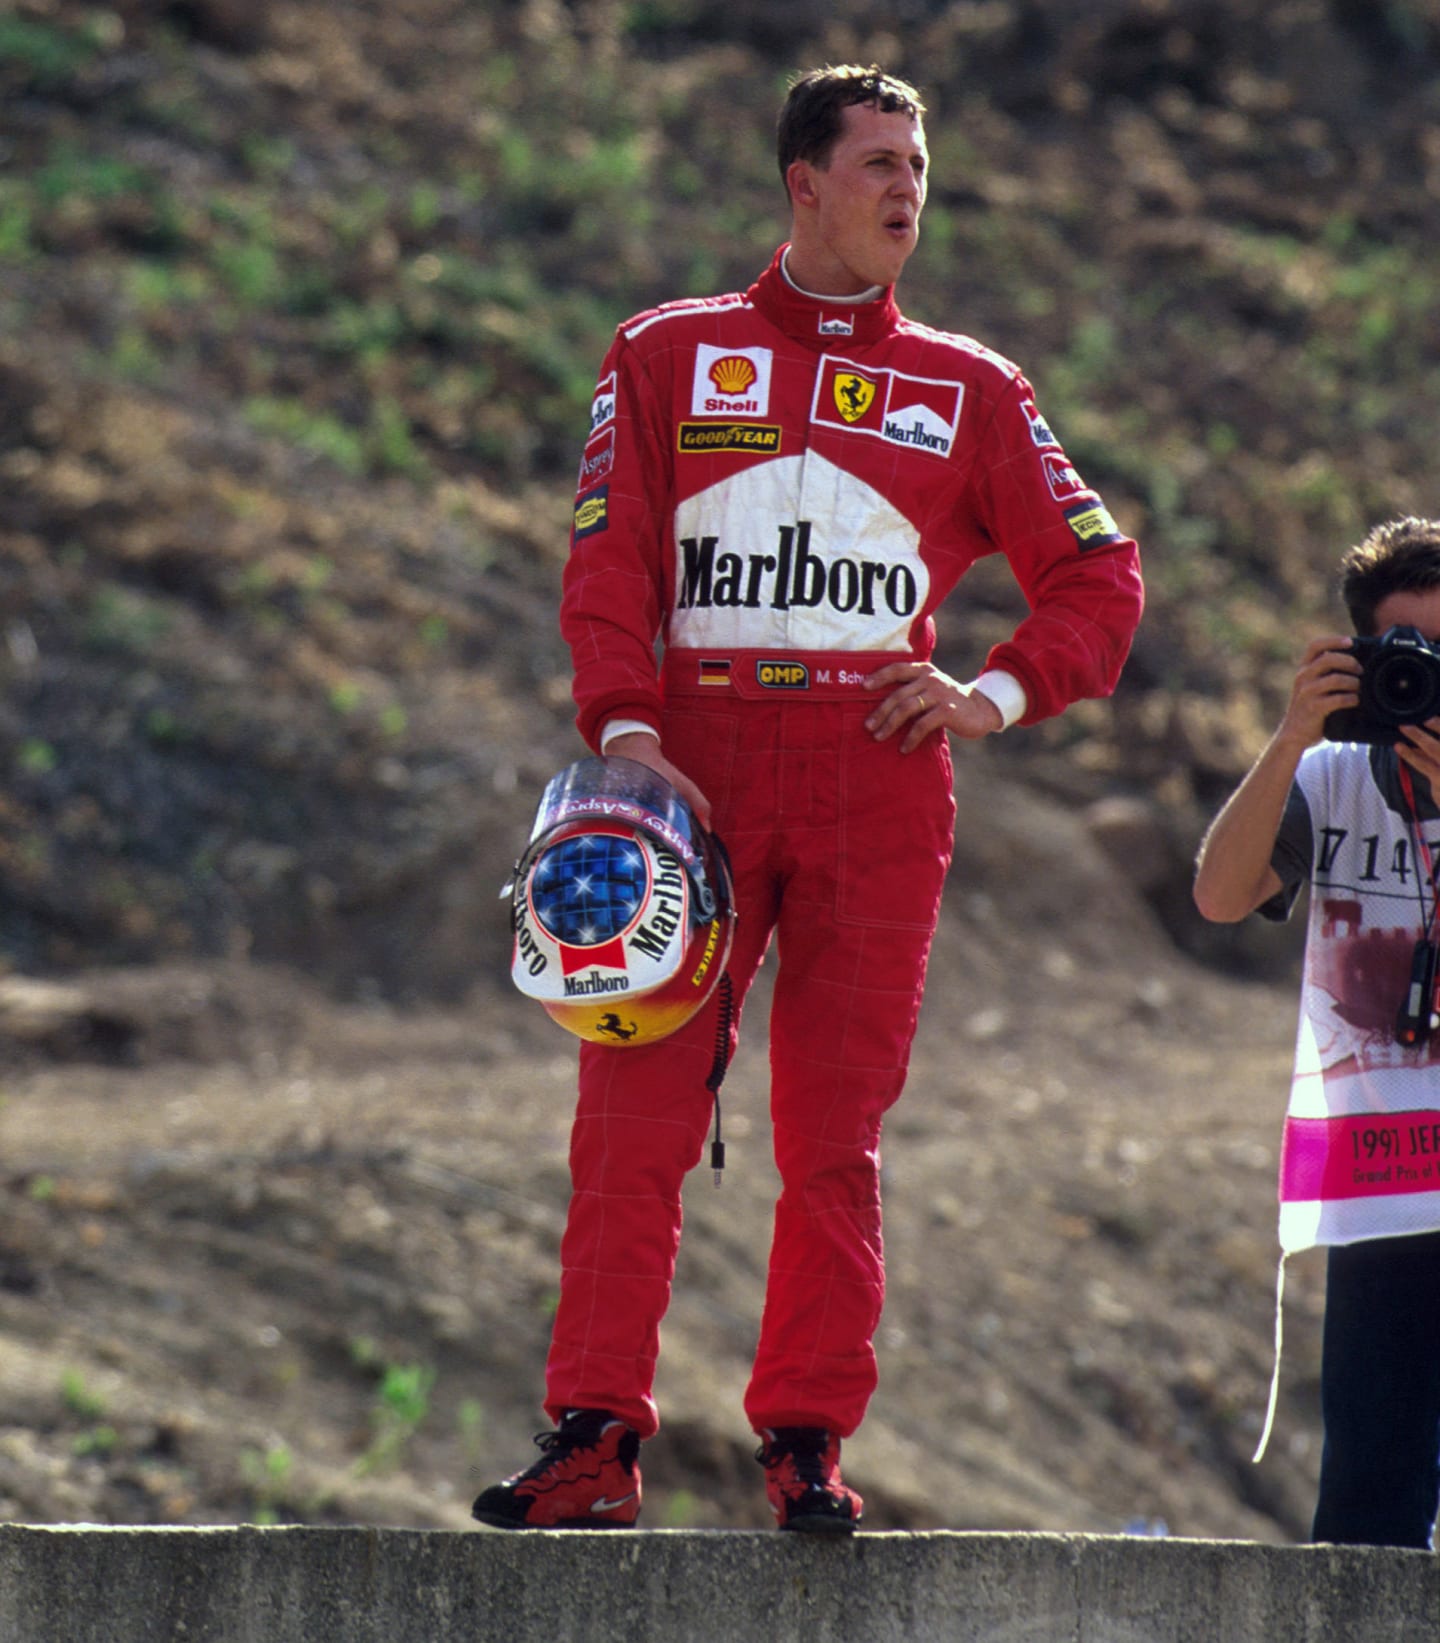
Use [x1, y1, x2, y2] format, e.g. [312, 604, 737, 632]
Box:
[1268, 740, 1440, 1252]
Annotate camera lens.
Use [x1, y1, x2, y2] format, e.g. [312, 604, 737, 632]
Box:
[1370, 647, 1440, 723]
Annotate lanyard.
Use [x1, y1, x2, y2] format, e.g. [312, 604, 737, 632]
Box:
[1397, 763, 1440, 937]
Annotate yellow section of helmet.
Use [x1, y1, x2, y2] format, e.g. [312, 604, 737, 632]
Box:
[541, 914, 733, 1046]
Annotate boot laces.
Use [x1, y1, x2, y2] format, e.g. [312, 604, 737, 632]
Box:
[757, 1427, 832, 1484]
[520, 1411, 608, 1476]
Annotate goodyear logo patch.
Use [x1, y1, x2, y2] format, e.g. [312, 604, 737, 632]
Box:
[756, 659, 810, 690]
[1064, 500, 1124, 550]
[678, 423, 782, 455]
[573, 485, 610, 539]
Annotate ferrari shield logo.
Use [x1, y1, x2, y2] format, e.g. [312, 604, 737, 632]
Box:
[833, 371, 877, 424]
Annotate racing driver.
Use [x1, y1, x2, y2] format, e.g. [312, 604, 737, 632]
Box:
[472, 62, 1144, 1534]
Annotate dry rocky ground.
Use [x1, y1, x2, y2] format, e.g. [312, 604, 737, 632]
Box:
[0, 768, 1325, 1540]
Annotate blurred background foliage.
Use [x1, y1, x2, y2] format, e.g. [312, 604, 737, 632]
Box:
[2, 0, 1440, 991]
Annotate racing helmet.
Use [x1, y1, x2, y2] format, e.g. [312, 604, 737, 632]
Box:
[505, 755, 735, 1046]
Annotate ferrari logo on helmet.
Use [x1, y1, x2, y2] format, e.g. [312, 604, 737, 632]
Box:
[595, 1013, 639, 1042]
[833, 372, 877, 423]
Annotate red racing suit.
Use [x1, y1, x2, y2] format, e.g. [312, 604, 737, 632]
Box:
[547, 246, 1143, 1441]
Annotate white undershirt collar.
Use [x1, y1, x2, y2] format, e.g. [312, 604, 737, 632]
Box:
[780, 247, 883, 306]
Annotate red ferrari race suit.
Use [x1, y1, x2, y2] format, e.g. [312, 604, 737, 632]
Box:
[548, 245, 1144, 1441]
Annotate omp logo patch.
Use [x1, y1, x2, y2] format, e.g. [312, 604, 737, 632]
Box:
[678, 423, 782, 455]
[690, 345, 773, 418]
[814, 360, 964, 457]
[1064, 500, 1124, 549]
[573, 485, 609, 538]
[756, 659, 810, 689]
[589, 372, 616, 435]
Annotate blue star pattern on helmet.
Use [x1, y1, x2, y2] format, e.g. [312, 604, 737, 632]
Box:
[531, 834, 649, 945]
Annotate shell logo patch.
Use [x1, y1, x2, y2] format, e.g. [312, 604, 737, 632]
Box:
[709, 354, 757, 396]
[690, 344, 772, 418]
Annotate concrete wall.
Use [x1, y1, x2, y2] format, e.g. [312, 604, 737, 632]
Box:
[0, 1527, 1434, 1643]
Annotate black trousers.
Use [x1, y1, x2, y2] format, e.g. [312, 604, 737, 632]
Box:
[1312, 1229, 1440, 1549]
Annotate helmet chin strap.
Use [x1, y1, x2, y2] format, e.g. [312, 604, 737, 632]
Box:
[705, 973, 735, 1185]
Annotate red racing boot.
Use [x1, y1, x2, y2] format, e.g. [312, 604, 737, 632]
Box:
[471, 1408, 642, 1529]
[756, 1426, 863, 1533]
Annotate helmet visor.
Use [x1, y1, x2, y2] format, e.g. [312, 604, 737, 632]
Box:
[526, 755, 722, 920]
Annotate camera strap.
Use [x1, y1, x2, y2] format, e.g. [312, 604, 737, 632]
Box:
[1397, 763, 1440, 936]
[1395, 763, 1440, 1047]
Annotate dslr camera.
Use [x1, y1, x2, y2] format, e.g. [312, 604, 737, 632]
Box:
[1324, 624, 1440, 744]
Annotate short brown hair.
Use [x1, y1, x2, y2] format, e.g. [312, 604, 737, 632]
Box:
[777, 64, 926, 183]
[1339, 517, 1440, 635]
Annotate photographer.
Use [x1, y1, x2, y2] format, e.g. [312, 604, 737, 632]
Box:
[1194, 515, 1440, 1550]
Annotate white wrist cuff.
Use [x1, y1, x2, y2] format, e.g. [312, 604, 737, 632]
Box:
[968, 670, 1027, 730]
[600, 719, 661, 752]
